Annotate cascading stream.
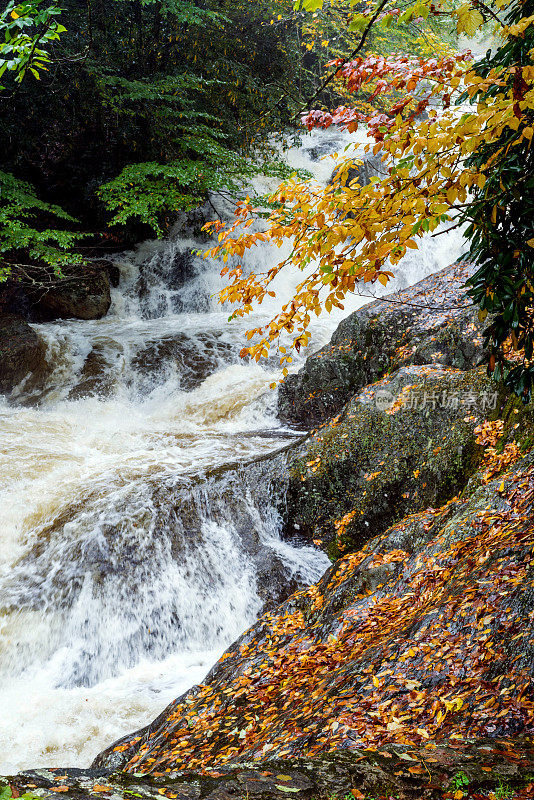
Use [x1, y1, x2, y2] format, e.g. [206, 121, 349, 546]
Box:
[0, 129, 465, 772]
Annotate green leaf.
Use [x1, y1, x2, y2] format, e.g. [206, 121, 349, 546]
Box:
[295, 0, 323, 10]
[348, 13, 369, 31]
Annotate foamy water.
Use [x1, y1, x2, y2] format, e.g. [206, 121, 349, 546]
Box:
[0, 128, 465, 772]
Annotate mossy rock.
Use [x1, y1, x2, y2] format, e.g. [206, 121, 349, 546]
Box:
[9, 740, 534, 800]
[285, 365, 496, 559]
[278, 262, 486, 427]
[86, 447, 534, 777]
[0, 261, 117, 324]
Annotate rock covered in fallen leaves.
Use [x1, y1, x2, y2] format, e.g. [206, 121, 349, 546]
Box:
[92, 440, 534, 776]
[8, 741, 534, 800]
[278, 261, 486, 427]
[285, 364, 495, 557]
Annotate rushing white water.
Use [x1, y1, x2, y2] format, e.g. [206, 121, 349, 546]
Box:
[0, 128, 466, 773]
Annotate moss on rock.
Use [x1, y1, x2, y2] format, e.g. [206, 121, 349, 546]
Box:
[285, 365, 493, 559]
[8, 742, 534, 800]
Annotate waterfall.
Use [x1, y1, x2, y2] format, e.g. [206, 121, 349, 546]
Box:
[0, 128, 466, 772]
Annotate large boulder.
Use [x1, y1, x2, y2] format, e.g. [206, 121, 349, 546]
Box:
[278, 261, 486, 427]
[0, 314, 48, 395]
[26, 262, 114, 321]
[0, 260, 118, 323]
[284, 364, 497, 558]
[91, 433, 534, 777]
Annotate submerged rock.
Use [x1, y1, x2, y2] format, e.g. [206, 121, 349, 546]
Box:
[0, 453, 313, 690]
[278, 261, 486, 427]
[68, 330, 236, 400]
[0, 313, 48, 395]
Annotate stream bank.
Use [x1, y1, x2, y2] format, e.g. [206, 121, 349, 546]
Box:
[4, 128, 462, 771]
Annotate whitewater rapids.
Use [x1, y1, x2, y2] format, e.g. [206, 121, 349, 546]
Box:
[0, 129, 465, 771]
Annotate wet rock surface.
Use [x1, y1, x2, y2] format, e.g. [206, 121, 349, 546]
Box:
[0, 453, 309, 690]
[278, 261, 486, 427]
[0, 261, 116, 324]
[8, 741, 534, 800]
[68, 331, 235, 400]
[89, 440, 534, 776]
[284, 364, 495, 556]
[0, 313, 48, 394]
[130, 333, 235, 394]
[4, 254, 533, 790]
[27, 263, 113, 321]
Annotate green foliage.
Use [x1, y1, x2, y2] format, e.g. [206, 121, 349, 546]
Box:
[98, 149, 309, 234]
[294, 0, 324, 11]
[136, 0, 227, 26]
[98, 161, 209, 234]
[0, 0, 65, 87]
[0, 0, 326, 266]
[450, 770, 470, 792]
[0, 0, 460, 275]
[0, 170, 85, 279]
[0, 783, 43, 800]
[494, 780, 515, 800]
[463, 2, 534, 401]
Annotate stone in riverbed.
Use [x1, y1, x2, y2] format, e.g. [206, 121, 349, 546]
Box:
[26, 262, 113, 321]
[0, 260, 118, 323]
[284, 364, 497, 557]
[0, 313, 47, 395]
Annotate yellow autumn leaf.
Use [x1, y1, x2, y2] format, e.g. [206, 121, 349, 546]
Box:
[456, 5, 484, 36]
